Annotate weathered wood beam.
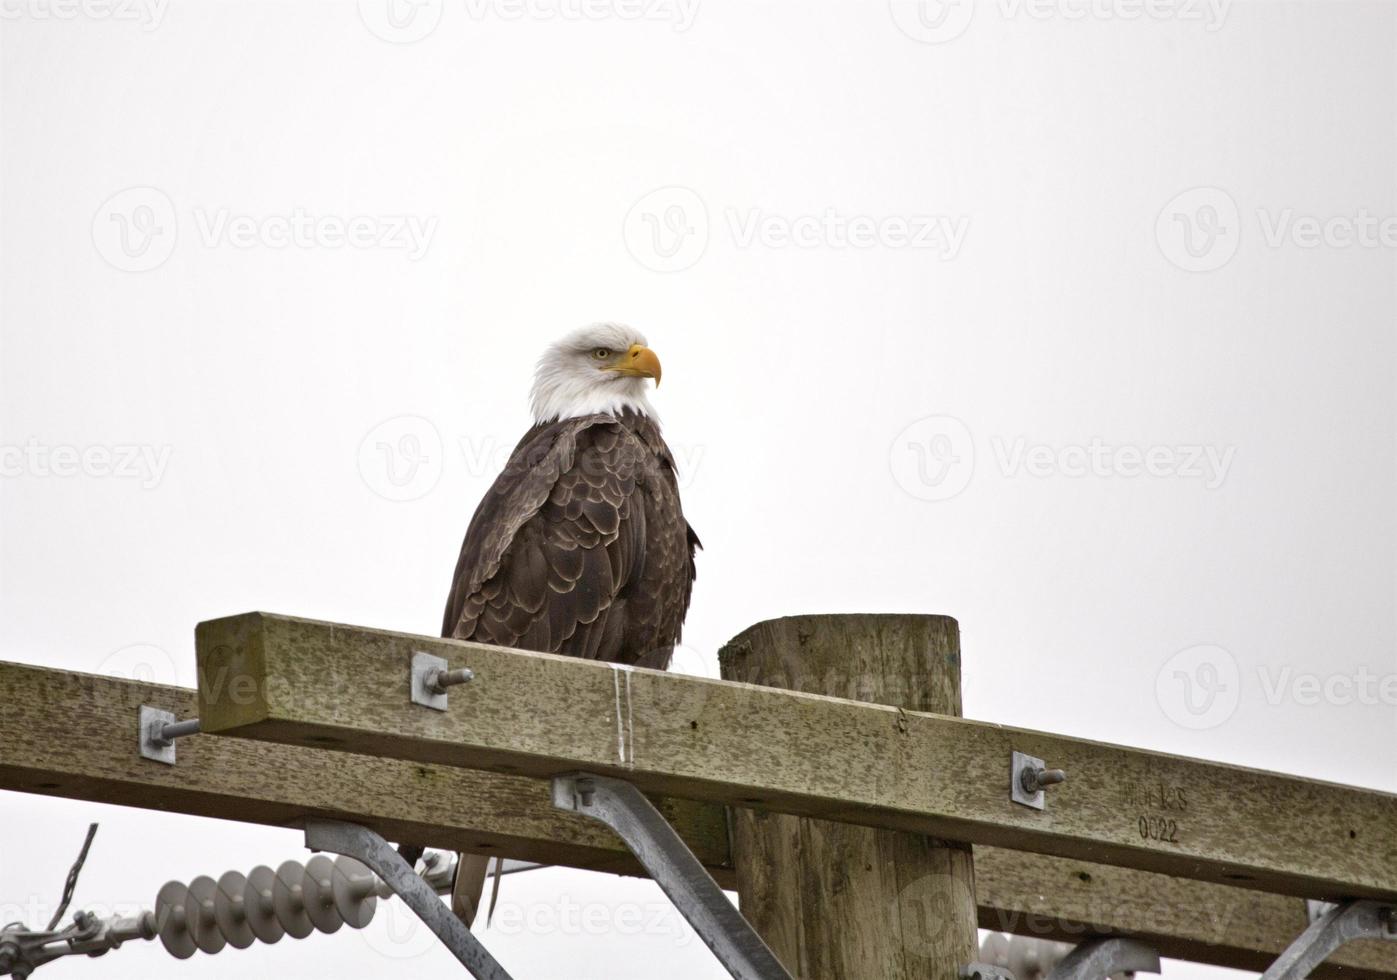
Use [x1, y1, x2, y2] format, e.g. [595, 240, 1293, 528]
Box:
[0, 661, 729, 878]
[195, 613, 1397, 904]
[1, 660, 1394, 978]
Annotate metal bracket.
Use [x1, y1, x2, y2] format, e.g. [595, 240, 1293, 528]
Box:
[552, 772, 792, 980]
[1011, 751, 1066, 810]
[1305, 899, 1338, 924]
[410, 651, 473, 711]
[1260, 900, 1397, 980]
[138, 706, 200, 765]
[1045, 938, 1160, 980]
[304, 820, 513, 980]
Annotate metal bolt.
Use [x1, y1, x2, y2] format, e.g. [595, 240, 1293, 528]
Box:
[576, 778, 596, 808]
[151, 717, 201, 747]
[424, 667, 474, 696]
[1020, 766, 1067, 796]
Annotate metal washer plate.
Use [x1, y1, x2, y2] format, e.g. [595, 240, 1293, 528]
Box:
[1010, 751, 1046, 810]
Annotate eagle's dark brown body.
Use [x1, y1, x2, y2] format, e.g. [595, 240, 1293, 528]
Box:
[442, 409, 698, 669]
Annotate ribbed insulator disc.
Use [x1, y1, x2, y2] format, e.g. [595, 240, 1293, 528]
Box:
[245, 865, 285, 946]
[301, 854, 344, 934]
[273, 859, 314, 939]
[155, 881, 196, 960]
[187, 875, 227, 955]
[331, 855, 378, 929]
[213, 870, 255, 949]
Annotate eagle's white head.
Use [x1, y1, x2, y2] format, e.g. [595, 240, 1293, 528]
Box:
[530, 322, 662, 425]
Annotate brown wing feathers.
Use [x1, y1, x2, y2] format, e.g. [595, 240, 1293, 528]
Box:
[442, 411, 695, 667]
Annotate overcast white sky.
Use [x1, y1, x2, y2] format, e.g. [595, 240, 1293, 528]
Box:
[2, 1, 1395, 977]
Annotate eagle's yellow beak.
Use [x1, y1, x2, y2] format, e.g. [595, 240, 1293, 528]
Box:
[610, 344, 662, 386]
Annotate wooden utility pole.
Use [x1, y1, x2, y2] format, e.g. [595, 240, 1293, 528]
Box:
[719, 614, 979, 980]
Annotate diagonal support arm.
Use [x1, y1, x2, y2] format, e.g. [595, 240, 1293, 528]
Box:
[1261, 900, 1397, 980]
[303, 820, 514, 980]
[1045, 937, 1161, 980]
[552, 773, 793, 980]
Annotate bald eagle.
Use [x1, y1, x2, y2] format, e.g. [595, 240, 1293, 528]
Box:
[444, 323, 700, 924]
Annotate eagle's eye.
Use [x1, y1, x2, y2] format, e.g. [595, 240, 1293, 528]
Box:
[592, 348, 612, 360]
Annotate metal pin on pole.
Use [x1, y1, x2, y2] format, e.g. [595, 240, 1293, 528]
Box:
[1021, 766, 1067, 795]
[424, 666, 474, 694]
[139, 707, 201, 765]
[410, 652, 473, 711]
